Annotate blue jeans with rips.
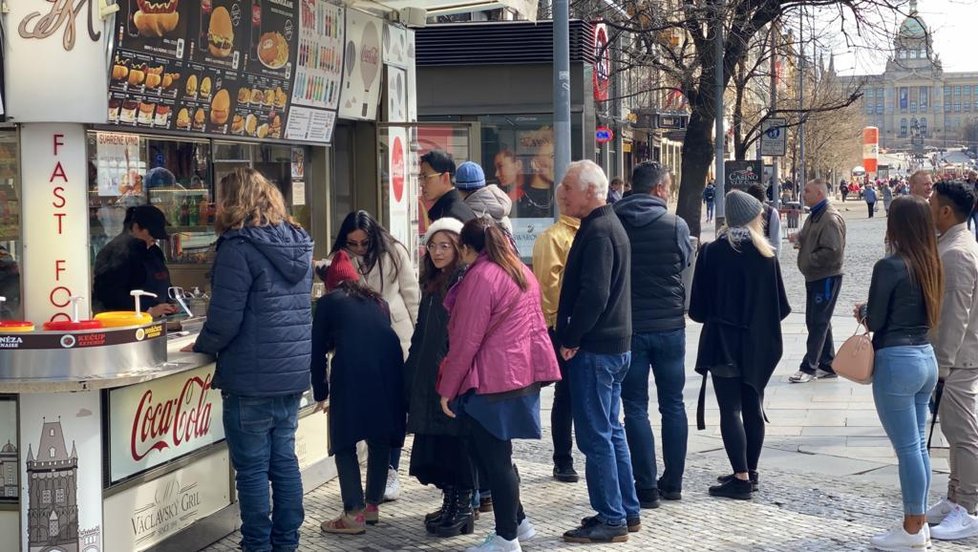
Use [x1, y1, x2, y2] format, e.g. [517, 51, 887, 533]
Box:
[223, 392, 304, 552]
[872, 345, 938, 515]
[621, 329, 688, 493]
[568, 349, 641, 525]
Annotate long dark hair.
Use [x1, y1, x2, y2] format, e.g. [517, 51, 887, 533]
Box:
[459, 217, 527, 291]
[887, 195, 943, 328]
[330, 210, 402, 290]
[421, 230, 463, 295]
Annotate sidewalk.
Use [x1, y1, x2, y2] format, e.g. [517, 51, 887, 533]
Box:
[203, 313, 967, 551]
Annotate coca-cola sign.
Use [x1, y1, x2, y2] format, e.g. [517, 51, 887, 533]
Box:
[109, 365, 225, 482]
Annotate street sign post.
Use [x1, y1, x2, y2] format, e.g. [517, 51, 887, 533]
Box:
[760, 117, 787, 157]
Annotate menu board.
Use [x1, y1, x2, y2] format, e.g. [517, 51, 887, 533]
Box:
[108, 0, 338, 143]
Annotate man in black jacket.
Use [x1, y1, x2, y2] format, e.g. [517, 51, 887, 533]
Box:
[557, 160, 640, 544]
[614, 162, 692, 508]
[420, 150, 476, 223]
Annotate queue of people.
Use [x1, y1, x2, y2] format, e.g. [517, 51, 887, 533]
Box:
[162, 156, 978, 552]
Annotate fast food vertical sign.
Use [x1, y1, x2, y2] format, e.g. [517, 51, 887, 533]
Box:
[20, 125, 91, 323]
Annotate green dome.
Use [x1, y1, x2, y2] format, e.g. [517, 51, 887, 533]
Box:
[899, 16, 927, 40]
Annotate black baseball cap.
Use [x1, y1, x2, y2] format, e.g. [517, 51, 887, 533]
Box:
[127, 205, 169, 240]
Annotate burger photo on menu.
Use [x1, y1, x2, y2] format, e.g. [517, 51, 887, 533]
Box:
[186, 74, 198, 97]
[210, 89, 231, 125]
[132, 0, 180, 37]
[231, 114, 244, 134]
[199, 76, 213, 99]
[208, 7, 234, 58]
[193, 108, 206, 130]
[176, 107, 191, 129]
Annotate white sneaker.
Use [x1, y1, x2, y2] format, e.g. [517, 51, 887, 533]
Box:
[465, 533, 522, 552]
[926, 497, 956, 525]
[922, 524, 932, 549]
[870, 525, 928, 551]
[789, 370, 815, 383]
[517, 518, 536, 541]
[931, 504, 978, 541]
[383, 467, 400, 502]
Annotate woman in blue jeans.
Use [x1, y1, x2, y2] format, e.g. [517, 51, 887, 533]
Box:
[855, 195, 943, 551]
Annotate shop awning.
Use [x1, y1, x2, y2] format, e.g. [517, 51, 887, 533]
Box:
[348, 0, 538, 21]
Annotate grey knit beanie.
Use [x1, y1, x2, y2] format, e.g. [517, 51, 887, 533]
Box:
[725, 189, 763, 228]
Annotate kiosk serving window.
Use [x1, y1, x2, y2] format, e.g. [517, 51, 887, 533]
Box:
[88, 132, 309, 290]
[0, 132, 21, 320]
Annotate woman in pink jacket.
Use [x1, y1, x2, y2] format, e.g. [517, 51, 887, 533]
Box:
[438, 217, 562, 552]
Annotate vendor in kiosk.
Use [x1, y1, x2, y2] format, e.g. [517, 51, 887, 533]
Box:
[92, 202, 178, 318]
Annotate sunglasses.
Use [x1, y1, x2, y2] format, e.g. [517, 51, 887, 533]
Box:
[346, 239, 371, 249]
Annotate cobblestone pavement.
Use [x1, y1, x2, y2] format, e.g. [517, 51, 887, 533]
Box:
[203, 429, 973, 552]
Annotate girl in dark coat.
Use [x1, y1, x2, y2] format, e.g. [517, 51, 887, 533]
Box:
[404, 217, 475, 537]
[312, 250, 406, 535]
[690, 190, 791, 500]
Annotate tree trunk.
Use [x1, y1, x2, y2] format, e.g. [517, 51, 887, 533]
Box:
[676, 109, 715, 239]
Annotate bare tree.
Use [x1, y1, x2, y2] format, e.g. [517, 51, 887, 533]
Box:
[572, 0, 910, 236]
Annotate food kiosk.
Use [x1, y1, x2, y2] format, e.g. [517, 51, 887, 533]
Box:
[0, 0, 419, 550]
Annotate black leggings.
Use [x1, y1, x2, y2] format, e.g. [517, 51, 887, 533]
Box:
[712, 375, 765, 474]
[466, 415, 525, 540]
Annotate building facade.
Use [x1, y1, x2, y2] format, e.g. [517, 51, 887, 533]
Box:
[841, 0, 978, 151]
[27, 420, 79, 552]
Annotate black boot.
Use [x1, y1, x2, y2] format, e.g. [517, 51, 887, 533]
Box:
[424, 487, 453, 530]
[709, 476, 753, 500]
[435, 488, 475, 537]
[716, 471, 759, 492]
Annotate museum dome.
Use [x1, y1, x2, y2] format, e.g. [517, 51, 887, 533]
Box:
[898, 0, 927, 40]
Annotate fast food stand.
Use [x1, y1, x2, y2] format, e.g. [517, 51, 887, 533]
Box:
[0, 0, 425, 550]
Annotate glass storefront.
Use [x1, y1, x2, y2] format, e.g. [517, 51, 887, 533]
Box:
[0, 132, 20, 320]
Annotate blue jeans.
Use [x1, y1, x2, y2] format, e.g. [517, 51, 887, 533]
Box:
[568, 350, 641, 525]
[223, 392, 305, 552]
[621, 329, 688, 493]
[705, 201, 715, 219]
[872, 345, 938, 515]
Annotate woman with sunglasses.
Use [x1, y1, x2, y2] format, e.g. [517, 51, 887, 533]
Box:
[329, 210, 421, 501]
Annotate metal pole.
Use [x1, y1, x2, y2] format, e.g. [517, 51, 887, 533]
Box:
[553, 0, 571, 221]
[714, 0, 726, 233]
[798, 9, 806, 188]
[771, 21, 780, 211]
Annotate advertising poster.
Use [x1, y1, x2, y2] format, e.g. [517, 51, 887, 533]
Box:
[724, 160, 763, 192]
[0, 397, 16, 501]
[387, 128, 410, 246]
[339, 10, 383, 121]
[383, 23, 410, 69]
[96, 133, 143, 197]
[103, 450, 230, 551]
[387, 66, 408, 123]
[109, 0, 296, 141]
[405, 31, 418, 123]
[20, 391, 103, 552]
[285, 0, 344, 143]
[107, 365, 225, 482]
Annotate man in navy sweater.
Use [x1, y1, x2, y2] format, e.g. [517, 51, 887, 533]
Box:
[557, 160, 639, 544]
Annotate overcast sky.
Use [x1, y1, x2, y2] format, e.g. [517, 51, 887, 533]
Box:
[828, 0, 978, 76]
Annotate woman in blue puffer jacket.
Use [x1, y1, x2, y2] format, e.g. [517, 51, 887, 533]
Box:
[190, 168, 314, 552]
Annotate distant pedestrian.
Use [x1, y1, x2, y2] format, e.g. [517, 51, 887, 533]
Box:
[608, 178, 624, 204]
[910, 170, 935, 200]
[703, 182, 716, 222]
[314, 250, 406, 535]
[614, 161, 693, 508]
[864, 184, 878, 218]
[927, 181, 978, 541]
[747, 184, 781, 257]
[689, 190, 790, 500]
[437, 217, 561, 552]
[532, 214, 581, 484]
[855, 195, 942, 551]
[840, 179, 849, 202]
[557, 160, 641, 544]
[964, 171, 978, 232]
[882, 182, 894, 215]
[788, 179, 846, 384]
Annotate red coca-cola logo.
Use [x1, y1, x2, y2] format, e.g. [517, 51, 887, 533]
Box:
[130, 374, 215, 461]
[392, 136, 405, 202]
[251, 4, 261, 26]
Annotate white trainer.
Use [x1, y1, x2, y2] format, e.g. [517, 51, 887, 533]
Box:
[383, 467, 400, 502]
[789, 370, 815, 383]
[465, 533, 522, 552]
[869, 524, 928, 551]
[517, 518, 536, 541]
[930, 504, 978, 541]
[926, 497, 956, 525]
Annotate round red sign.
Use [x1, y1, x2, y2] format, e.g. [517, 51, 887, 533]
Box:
[595, 127, 614, 144]
[392, 136, 405, 203]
